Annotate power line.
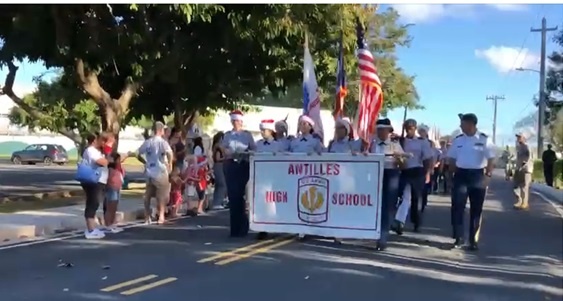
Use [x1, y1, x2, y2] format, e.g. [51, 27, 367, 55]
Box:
[486, 95, 505, 145]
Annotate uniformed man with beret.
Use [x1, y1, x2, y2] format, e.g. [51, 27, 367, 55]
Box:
[447, 113, 496, 250]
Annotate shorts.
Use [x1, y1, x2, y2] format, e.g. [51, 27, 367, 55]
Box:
[145, 175, 171, 200]
[106, 188, 120, 201]
[196, 187, 205, 201]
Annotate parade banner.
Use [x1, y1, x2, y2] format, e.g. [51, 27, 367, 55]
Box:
[249, 153, 384, 239]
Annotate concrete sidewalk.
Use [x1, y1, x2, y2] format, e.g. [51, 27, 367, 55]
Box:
[0, 191, 211, 245]
[532, 182, 563, 204]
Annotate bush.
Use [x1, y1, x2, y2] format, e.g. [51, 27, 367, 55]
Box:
[532, 159, 563, 188]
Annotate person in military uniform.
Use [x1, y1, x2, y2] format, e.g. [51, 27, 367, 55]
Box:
[255, 119, 286, 240]
[274, 117, 293, 152]
[220, 110, 257, 237]
[513, 132, 533, 210]
[289, 115, 324, 154]
[447, 113, 496, 250]
[368, 118, 405, 251]
[327, 118, 361, 153]
[290, 115, 324, 240]
[392, 119, 433, 234]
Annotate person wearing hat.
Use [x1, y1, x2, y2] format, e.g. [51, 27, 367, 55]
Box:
[417, 124, 440, 212]
[274, 117, 293, 151]
[392, 118, 433, 235]
[289, 115, 324, 154]
[327, 117, 361, 154]
[289, 114, 324, 240]
[367, 118, 405, 251]
[513, 132, 533, 210]
[254, 119, 287, 240]
[447, 113, 496, 250]
[220, 110, 257, 237]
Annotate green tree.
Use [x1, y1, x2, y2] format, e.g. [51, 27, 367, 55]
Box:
[546, 29, 563, 145]
[7, 75, 99, 153]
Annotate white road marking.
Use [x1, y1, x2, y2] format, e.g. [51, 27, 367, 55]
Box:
[531, 191, 563, 218]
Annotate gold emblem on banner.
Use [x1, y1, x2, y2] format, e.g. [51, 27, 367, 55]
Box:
[300, 186, 324, 213]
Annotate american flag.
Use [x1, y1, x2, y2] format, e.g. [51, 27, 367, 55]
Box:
[353, 18, 384, 142]
[334, 30, 347, 120]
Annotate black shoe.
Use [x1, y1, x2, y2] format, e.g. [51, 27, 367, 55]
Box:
[375, 242, 387, 252]
[391, 222, 404, 235]
[413, 223, 420, 233]
[256, 232, 268, 240]
[451, 238, 464, 249]
[468, 242, 479, 251]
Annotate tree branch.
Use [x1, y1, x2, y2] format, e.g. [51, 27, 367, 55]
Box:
[1, 62, 81, 143]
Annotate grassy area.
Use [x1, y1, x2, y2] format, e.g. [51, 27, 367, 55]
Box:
[0, 189, 145, 213]
[0, 155, 144, 166]
[532, 159, 563, 189]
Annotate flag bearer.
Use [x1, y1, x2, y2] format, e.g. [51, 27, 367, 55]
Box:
[327, 118, 360, 153]
[255, 119, 286, 240]
[221, 110, 256, 238]
[447, 113, 495, 251]
[368, 118, 404, 251]
[392, 119, 433, 234]
[289, 115, 324, 240]
[274, 118, 293, 152]
[326, 117, 359, 244]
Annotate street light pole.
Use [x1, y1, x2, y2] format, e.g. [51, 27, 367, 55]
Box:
[531, 17, 558, 157]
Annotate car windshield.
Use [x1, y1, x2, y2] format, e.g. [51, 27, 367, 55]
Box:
[23, 145, 36, 151]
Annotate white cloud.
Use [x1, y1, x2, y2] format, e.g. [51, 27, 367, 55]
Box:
[393, 4, 527, 23]
[475, 46, 540, 74]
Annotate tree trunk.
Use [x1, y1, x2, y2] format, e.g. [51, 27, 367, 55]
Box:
[76, 137, 88, 159]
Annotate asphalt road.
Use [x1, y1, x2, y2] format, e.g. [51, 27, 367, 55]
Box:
[0, 162, 145, 197]
[0, 176, 561, 301]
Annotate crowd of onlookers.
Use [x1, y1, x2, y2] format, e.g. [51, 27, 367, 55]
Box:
[77, 121, 228, 239]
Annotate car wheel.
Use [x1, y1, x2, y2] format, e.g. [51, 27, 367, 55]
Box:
[57, 162, 65, 166]
[11, 156, 22, 165]
[43, 156, 53, 165]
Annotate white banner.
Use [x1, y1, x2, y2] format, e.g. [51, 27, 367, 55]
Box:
[249, 153, 384, 239]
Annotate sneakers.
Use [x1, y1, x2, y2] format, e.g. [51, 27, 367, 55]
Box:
[102, 226, 123, 234]
[84, 229, 105, 239]
[211, 205, 225, 210]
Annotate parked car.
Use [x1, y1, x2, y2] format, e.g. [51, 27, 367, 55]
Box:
[11, 144, 69, 165]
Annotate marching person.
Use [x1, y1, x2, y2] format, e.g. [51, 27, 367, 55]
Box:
[289, 115, 324, 154]
[417, 124, 435, 212]
[289, 115, 324, 240]
[368, 118, 404, 251]
[221, 110, 256, 237]
[274, 118, 293, 152]
[542, 144, 557, 187]
[391, 119, 433, 234]
[327, 118, 361, 153]
[255, 119, 286, 240]
[448, 113, 495, 250]
[513, 132, 533, 210]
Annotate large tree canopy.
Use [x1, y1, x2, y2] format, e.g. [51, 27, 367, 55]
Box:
[0, 4, 418, 139]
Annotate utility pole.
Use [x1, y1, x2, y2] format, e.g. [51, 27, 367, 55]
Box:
[486, 95, 505, 145]
[531, 17, 558, 157]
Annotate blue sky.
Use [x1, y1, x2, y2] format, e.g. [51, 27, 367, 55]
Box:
[1, 4, 562, 146]
[384, 4, 563, 145]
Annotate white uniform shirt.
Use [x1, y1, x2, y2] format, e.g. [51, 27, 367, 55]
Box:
[401, 137, 433, 169]
[447, 131, 496, 169]
[369, 138, 404, 169]
[82, 146, 108, 184]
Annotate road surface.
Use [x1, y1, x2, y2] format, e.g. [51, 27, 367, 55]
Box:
[0, 162, 144, 197]
[0, 176, 561, 301]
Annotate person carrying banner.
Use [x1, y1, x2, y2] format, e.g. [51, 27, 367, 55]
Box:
[220, 110, 256, 238]
[368, 118, 405, 251]
[447, 113, 495, 251]
[391, 118, 433, 234]
[255, 119, 287, 240]
[289, 115, 324, 240]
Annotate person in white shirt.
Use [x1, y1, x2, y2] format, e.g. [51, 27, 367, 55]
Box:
[447, 113, 496, 251]
[133, 121, 174, 224]
[80, 133, 109, 239]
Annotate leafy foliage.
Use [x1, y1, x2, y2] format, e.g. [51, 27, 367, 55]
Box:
[8, 76, 99, 143]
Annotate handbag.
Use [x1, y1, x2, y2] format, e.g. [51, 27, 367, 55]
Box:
[75, 162, 100, 184]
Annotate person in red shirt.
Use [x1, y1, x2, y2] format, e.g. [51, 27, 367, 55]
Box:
[183, 156, 208, 216]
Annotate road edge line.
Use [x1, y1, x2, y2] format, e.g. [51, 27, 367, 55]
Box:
[531, 191, 563, 218]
